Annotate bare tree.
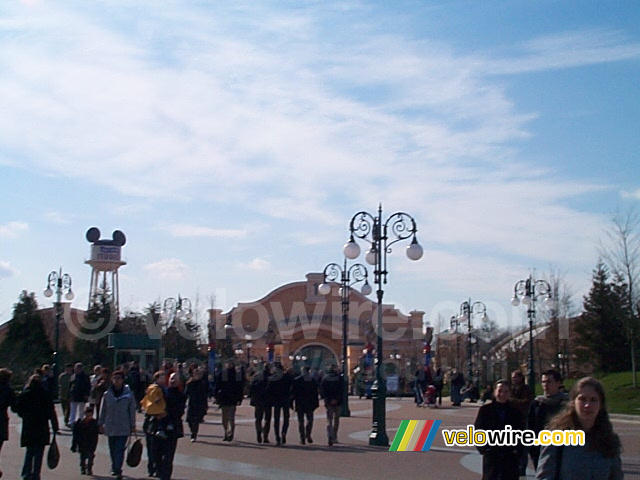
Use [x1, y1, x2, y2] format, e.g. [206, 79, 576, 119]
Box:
[599, 208, 640, 387]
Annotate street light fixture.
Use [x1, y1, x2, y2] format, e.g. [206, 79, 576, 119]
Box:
[319, 259, 371, 417]
[450, 315, 461, 370]
[343, 204, 423, 446]
[511, 275, 553, 390]
[44, 267, 74, 401]
[160, 296, 193, 326]
[457, 300, 488, 383]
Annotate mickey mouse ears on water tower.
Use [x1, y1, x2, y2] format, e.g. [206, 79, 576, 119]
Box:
[85, 227, 127, 246]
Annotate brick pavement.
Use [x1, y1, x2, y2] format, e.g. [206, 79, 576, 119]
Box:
[1, 398, 638, 480]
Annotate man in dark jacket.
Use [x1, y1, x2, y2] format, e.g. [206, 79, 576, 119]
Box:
[474, 379, 524, 480]
[320, 364, 344, 446]
[265, 362, 293, 447]
[249, 363, 272, 444]
[527, 369, 568, 470]
[69, 363, 91, 427]
[14, 374, 59, 480]
[292, 366, 319, 445]
[214, 362, 245, 442]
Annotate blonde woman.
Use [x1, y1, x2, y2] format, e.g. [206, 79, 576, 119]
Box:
[536, 377, 622, 480]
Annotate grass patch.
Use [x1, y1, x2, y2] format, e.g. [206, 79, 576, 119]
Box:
[558, 372, 640, 416]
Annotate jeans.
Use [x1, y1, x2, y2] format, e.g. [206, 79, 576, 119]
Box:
[297, 410, 314, 440]
[21, 445, 44, 480]
[325, 404, 341, 441]
[272, 401, 290, 442]
[221, 405, 237, 439]
[451, 385, 462, 405]
[108, 435, 128, 475]
[153, 435, 178, 480]
[254, 405, 272, 440]
[69, 401, 86, 426]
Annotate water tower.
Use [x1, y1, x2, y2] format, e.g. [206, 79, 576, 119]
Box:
[85, 227, 127, 317]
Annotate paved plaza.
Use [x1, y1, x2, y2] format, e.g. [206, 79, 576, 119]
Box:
[2, 398, 639, 480]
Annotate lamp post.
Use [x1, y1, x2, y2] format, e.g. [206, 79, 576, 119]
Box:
[44, 268, 74, 401]
[319, 259, 372, 417]
[450, 316, 461, 369]
[160, 296, 193, 327]
[343, 204, 423, 446]
[511, 275, 553, 390]
[457, 300, 488, 383]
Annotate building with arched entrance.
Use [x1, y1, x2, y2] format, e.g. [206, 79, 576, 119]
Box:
[208, 273, 427, 392]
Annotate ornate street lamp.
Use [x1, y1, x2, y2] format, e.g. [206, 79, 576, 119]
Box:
[457, 300, 488, 383]
[319, 259, 371, 417]
[160, 295, 193, 327]
[450, 315, 461, 369]
[511, 275, 553, 390]
[44, 268, 74, 400]
[343, 204, 423, 446]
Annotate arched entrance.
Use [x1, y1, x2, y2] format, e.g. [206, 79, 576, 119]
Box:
[294, 344, 339, 373]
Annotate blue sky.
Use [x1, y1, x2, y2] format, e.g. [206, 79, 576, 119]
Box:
[0, 1, 638, 333]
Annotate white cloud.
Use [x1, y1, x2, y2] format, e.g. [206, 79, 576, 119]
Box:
[621, 188, 640, 201]
[160, 224, 247, 239]
[0, 261, 18, 278]
[144, 258, 188, 279]
[43, 210, 73, 224]
[0, 221, 28, 238]
[239, 258, 271, 271]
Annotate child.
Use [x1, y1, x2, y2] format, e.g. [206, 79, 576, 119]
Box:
[141, 376, 170, 438]
[71, 406, 99, 475]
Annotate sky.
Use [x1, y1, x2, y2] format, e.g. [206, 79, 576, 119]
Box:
[0, 0, 639, 335]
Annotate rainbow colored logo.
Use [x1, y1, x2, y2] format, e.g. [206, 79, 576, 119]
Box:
[389, 420, 442, 452]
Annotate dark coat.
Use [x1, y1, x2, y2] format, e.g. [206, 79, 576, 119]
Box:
[265, 369, 293, 407]
[0, 383, 16, 442]
[474, 400, 523, 480]
[71, 417, 99, 454]
[249, 371, 270, 408]
[70, 371, 91, 402]
[185, 378, 208, 422]
[214, 366, 245, 407]
[320, 371, 344, 406]
[13, 385, 58, 447]
[292, 372, 319, 413]
[165, 387, 186, 439]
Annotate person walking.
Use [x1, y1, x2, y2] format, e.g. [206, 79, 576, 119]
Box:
[69, 363, 91, 427]
[141, 370, 167, 478]
[184, 368, 208, 442]
[214, 362, 245, 442]
[71, 406, 99, 475]
[266, 362, 292, 446]
[13, 374, 59, 480]
[0, 368, 16, 478]
[536, 376, 622, 480]
[527, 369, 569, 470]
[58, 363, 73, 427]
[98, 369, 136, 480]
[510, 370, 534, 476]
[292, 366, 319, 445]
[474, 379, 524, 480]
[433, 368, 444, 407]
[320, 364, 344, 446]
[153, 373, 186, 480]
[450, 367, 465, 406]
[249, 362, 272, 444]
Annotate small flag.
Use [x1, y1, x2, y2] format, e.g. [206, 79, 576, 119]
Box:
[389, 420, 442, 452]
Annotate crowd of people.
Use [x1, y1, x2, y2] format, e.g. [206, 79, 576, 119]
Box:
[0, 358, 354, 480]
[473, 369, 623, 480]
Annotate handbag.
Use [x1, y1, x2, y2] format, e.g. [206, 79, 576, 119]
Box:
[47, 432, 60, 469]
[126, 434, 143, 468]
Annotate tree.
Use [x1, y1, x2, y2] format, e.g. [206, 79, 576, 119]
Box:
[576, 262, 630, 373]
[73, 284, 119, 367]
[599, 208, 640, 386]
[0, 291, 53, 385]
